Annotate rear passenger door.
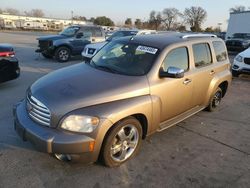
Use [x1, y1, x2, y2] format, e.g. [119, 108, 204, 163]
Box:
[191, 43, 215, 106]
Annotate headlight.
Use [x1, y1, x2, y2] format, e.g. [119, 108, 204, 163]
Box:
[242, 41, 249, 46]
[61, 115, 99, 133]
[235, 55, 243, 62]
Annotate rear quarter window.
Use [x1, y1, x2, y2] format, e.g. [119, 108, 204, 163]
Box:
[212, 41, 227, 62]
[193, 43, 212, 68]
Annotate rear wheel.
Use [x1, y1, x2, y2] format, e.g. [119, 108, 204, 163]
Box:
[101, 117, 142, 167]
[55, 47, 71, 62]
[207, 88, 223, 112]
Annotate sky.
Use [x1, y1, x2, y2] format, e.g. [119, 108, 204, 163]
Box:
[1, 0, 250, 31]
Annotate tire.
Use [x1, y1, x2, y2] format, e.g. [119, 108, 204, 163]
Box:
[55, 47, 71, 62]
[101, 117, 142, 167]
[207, 87, 223, 112]
[232, 70, 239, 77]
[41, 52, 53, 59]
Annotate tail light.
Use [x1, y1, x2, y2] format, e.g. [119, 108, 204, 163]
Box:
[0, 51, 15, 57]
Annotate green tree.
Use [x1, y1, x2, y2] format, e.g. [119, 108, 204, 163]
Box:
[125, 18, 132, 26]
[94, 16, 114, 26]
[184, 6, 207, 32]
[134, 19, 142, 29]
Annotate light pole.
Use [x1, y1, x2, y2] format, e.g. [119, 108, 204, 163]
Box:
[71, 11, 73, 24]
[217, 23, 222, 32]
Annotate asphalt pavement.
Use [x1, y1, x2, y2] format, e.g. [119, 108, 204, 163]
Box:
[0, 31, 249, 188]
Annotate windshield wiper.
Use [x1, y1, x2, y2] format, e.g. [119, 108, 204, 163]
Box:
[89, 60, 119, 74]
[95, 65, 119, 74]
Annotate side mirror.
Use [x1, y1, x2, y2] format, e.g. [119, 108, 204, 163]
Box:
[159, 66, 185, 78]
[76, 32, 84, 38]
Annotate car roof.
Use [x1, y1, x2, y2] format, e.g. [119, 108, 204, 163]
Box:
[117, 32, 222, 50]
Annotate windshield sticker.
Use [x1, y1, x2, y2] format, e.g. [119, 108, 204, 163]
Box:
[136, 46, 158, 54]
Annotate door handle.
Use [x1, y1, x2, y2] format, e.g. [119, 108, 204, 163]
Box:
[210, 70, 215, 75]
[183, 78, 192, 85]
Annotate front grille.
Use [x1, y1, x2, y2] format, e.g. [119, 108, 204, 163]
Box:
[26, 95, 51, 126]
[244, 58, 250, 65]
[226, 40, 243, 47]
[39, 40, 51, 50]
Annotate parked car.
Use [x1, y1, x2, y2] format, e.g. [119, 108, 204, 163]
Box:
[14, 33, 231, 167]
[36, 25, 105, 62]
[226, 33, 250, 52]
[82, 30, 156, 59]
[0, 44, 20, 83]
[232, 47, 250, 77]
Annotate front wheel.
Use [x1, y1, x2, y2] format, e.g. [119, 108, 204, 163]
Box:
[207, 88, 223, 112]
[101, 117, 142, 167]
[55, 47, 71, 62]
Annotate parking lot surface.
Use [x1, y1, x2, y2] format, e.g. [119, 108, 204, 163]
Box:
[0, 31, 250, 188]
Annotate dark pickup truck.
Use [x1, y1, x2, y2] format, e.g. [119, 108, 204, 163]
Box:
[36, 25, 105, 62]
[226, 33, 250, 52]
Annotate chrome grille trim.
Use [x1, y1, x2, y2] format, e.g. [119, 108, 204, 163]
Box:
[26, 95, 51, 127]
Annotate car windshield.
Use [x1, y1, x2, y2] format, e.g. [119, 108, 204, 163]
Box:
[60, 26, 80, 36]
[107, 31, 138, 41]
[89, 41, 159, 76]
[232, 33, 250, 39]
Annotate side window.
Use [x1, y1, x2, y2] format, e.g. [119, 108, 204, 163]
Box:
[193, 43, 212, 67]
[212, 41, 227, 62]
[162, 47, 189, 71]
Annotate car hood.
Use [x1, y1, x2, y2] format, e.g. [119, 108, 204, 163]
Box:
[30, 63, 149, 125]
[239, 47, 250, 57]
[85, 41, 108, 50]
[37, 34, 68, 41]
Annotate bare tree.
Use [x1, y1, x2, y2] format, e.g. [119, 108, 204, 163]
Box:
[230, 6, 246, 13]
[0, 8, 2, 14]
[162, 8, 181, 30]
[31, 9, 45, 17]
[149, 11, 162, 30]
[5, 8, 20, 15]
[183, 6, 207, 32]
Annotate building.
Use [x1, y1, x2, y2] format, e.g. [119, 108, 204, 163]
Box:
[226, 11, 250, 39]
[0, 13, 92, 31]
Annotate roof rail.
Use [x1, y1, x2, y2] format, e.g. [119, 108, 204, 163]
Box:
[182, 34, 217, 39]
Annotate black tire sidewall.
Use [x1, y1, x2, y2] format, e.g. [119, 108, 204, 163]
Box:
[207, 87, 223, 112]
[101, 117, 143, 167]
[55, 47, 71, 62]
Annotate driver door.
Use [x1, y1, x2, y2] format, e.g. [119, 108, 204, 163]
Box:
[70, 28, 91, 54]
[150, 47, 194, 122]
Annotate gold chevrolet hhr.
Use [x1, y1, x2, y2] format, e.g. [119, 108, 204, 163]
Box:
[14, 33, 232, 167]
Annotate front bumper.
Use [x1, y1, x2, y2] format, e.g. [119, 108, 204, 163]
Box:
[13, 101, 102, 163]
[232, 60, 250, 75]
